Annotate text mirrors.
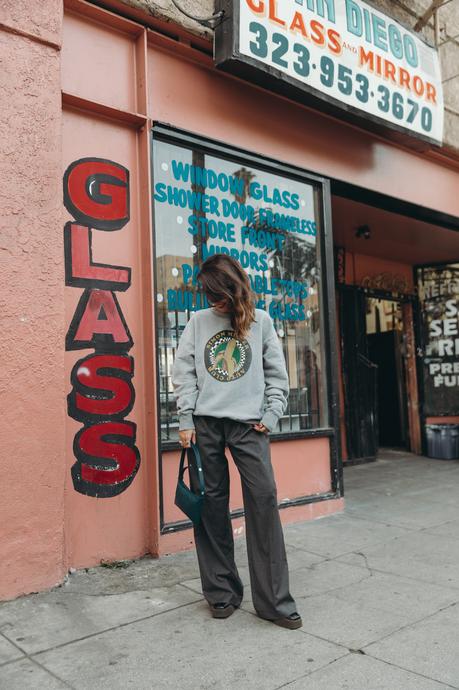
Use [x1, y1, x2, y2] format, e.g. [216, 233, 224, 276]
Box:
[153, 139, 328, 441]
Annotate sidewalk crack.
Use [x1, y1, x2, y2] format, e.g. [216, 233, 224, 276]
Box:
[0, 632, 75, 689]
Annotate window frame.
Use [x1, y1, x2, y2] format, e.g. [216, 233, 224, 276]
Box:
[151, 123, 342, 532]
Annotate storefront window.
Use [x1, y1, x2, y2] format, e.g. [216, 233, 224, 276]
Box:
[417, 263, 459, 416]
[152, 135, 329, 442]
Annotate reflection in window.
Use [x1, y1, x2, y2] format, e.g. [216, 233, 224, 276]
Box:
[153, 139, 328, 442]
[366, 298, 403, 334]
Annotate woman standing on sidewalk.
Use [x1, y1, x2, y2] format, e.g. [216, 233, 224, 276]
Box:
[171, 254, 302, 629]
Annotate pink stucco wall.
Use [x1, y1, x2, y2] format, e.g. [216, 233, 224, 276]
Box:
[0, 1, 65, 599]
[1, 0, 458, 601]
[58, 13, 342, 569]
[162, 438, 333, 526]
[62, 109, 153, 569]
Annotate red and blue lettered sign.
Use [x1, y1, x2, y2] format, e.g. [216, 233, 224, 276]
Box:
[215, 0, 443, 145]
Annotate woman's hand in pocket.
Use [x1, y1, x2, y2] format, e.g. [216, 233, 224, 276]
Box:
[179, 429, 196, 447]
[252, 422, 269, 434]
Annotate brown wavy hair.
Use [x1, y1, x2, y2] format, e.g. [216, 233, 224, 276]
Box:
[197, 255, 257, 340]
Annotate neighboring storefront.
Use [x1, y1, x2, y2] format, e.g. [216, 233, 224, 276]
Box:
[334, 206, 459, 464]
[2, 0, 458, 600]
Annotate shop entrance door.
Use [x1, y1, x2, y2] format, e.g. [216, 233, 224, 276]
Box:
[367, 332, 407, 448]
[340, 289, 378, 462]
[341, 290, 410, 461]
[366, 298, 408, 450]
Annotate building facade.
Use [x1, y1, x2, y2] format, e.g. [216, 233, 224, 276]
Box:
[1, 0, 458, 601]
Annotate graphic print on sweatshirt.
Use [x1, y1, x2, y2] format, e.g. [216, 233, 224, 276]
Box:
[204, 330, 252, 382]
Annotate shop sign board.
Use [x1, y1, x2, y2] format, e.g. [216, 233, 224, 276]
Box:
[417, 264, 459, 417]
[215, 0, 444, 145]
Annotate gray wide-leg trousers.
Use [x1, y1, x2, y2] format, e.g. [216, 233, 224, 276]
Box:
[189, 414, 298, 620]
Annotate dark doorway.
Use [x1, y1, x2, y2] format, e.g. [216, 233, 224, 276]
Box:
[365, 296, 408, 450]
[368, 330, 407, 448]
[340, 289, 378, 462]
[341, 290, 409, 462]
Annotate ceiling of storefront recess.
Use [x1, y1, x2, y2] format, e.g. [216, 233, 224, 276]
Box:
[331, 195, 459, 265]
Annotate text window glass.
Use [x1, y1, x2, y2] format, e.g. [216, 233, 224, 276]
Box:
[153, 138, 329, 442]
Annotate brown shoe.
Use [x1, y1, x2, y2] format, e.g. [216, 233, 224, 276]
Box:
[272, 612, 303, 629]
[210, 602, 236, 619]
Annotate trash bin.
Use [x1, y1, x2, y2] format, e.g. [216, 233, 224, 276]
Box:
[425, 424, 459, 460]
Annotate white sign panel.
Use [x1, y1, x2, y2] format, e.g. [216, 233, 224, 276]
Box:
[216, 0, 444, 145]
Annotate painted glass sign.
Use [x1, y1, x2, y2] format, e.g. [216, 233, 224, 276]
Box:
[215, 0, 443, 145]
[63, 158, 140, 498]
[417, 264, 459, 416]
[152, 136, 328, 443]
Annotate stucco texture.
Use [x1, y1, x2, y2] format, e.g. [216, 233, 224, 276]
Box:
[0, 0, 62, 45]
[0, 6, 65, 599]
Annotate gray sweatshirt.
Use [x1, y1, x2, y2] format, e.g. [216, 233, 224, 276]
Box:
[171, 307, 289, 432]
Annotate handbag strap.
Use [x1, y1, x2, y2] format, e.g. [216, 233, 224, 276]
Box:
[179, 441, 205, 496]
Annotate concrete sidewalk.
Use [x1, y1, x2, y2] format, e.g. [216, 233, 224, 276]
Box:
[1, 450, 459, 689]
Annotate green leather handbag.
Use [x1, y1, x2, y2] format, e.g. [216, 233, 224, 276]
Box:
[174, 440, 205, 526]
